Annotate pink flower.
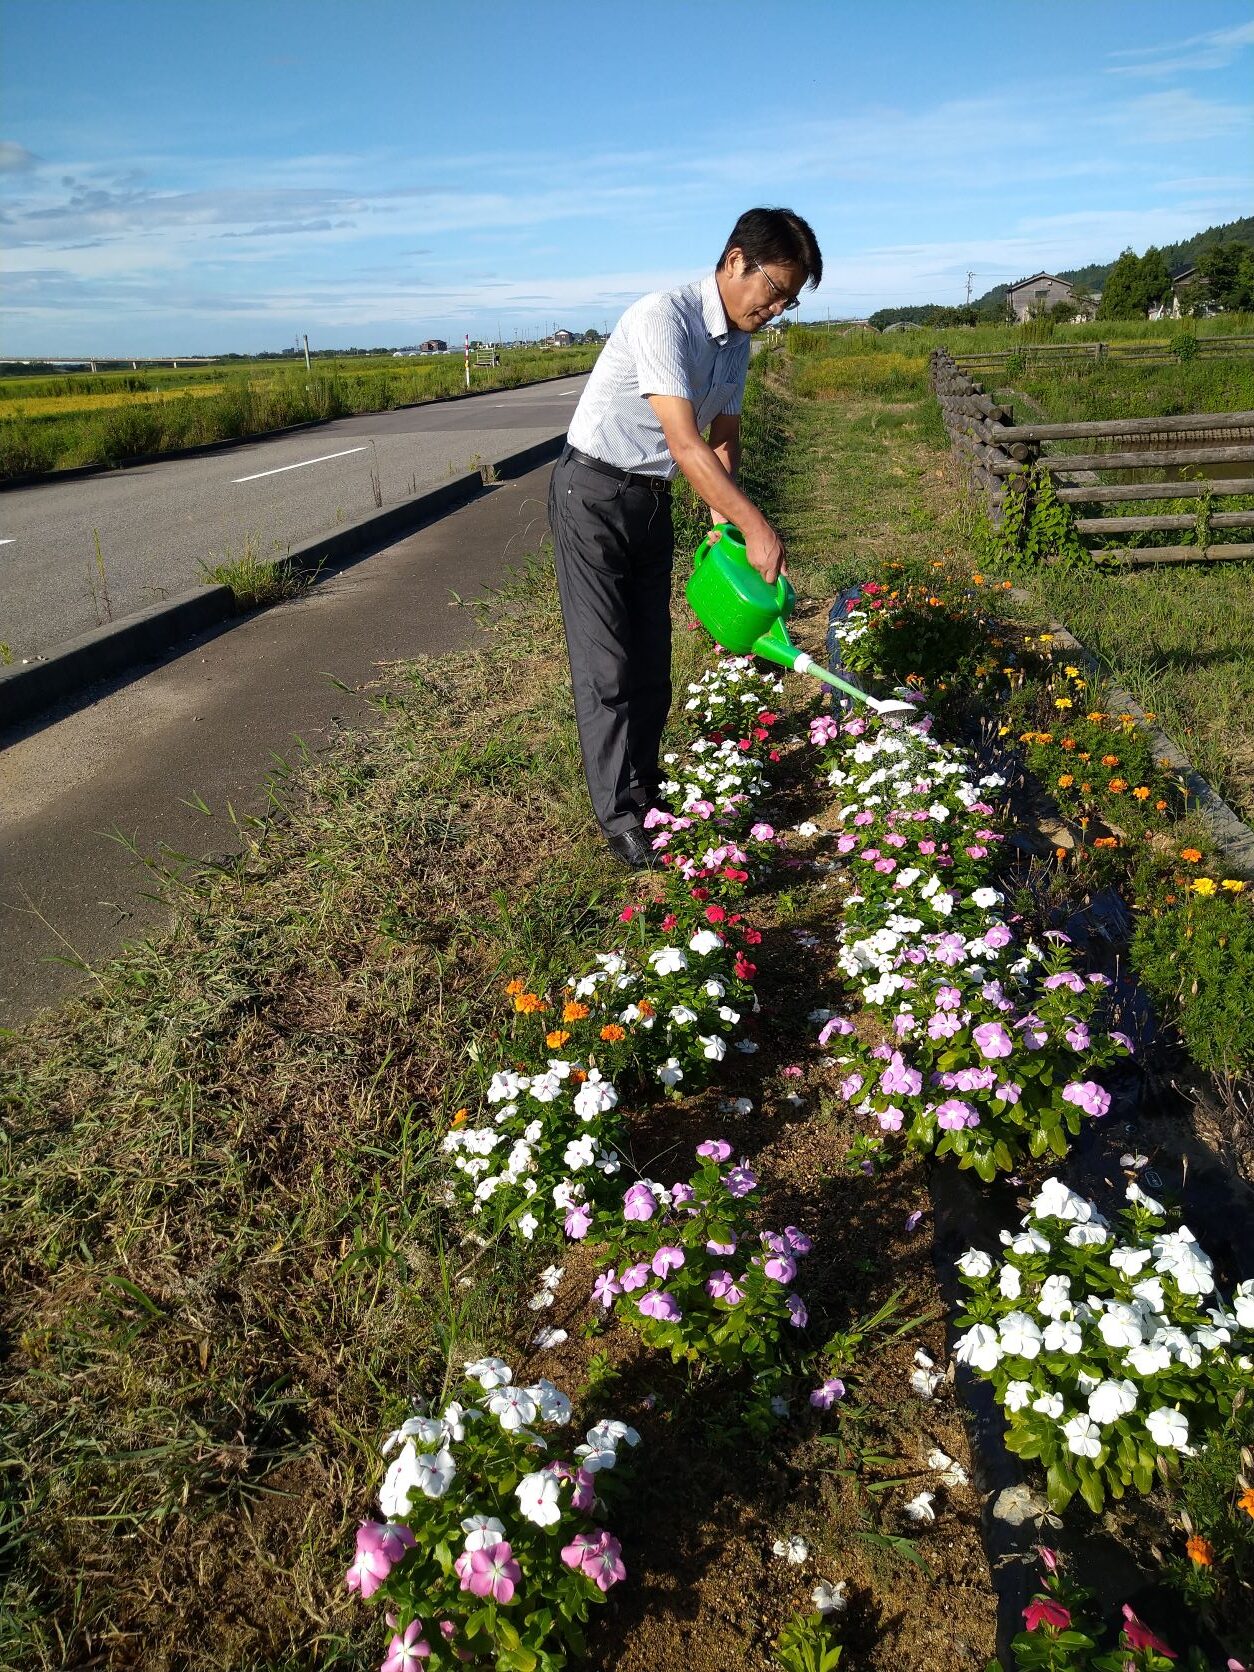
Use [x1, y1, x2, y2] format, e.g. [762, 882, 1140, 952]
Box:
[782, 1064, 803, 1079]
[840, 1072, 864, 1101]
[1023, 1599, 1071, 1632]
[1064, 1022, 1091, 1051]
[1120, 1606, 1176, 1659]
[854, 810, 875, 827]
[918, 838, 936, 854]
[592, 1270, 622, 1308]
[561, 1529, 626, 1592]
[877, 1104, 904, 1131]
[880, 1052, 923, 1098]
[750, 822, 775, 841]
[454, 1541, 521, 1604]
[935, 1099, 978, 1130]
[1062, 1080, 1111, 1119]
[619, 905, 638, 921]
[973, 1022, 1013, 1060]
[670, 1182, 696, 1208]
[783, 1225, 812, 1255]
[697, 1139, 732, 1162]
[707, 1269, 744, 1306]
[571, 1466, 596, 1512]
[764, 1253, 797, 1284]
[381, 1620, 431, 1671]
[564, 1203, 593, 1239]
[1036, 1546, 1059, 1573]
[809, 1378, 845, 1409]
[724, 1164, 757, 1198]
[787, 1294, 808, 1327]
[836, 833, 857, 853]
[623, 1183, 658, 1222]
[347, 1521, 416, 1598]
[638, 1289, 682, 1321]
[619, 1261, 650, 1292]
[1044, 971, 1085, 994]
[651, 1245, 685, 1277]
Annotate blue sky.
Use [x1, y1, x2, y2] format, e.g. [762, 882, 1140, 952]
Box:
[1, 0, 1252, 356]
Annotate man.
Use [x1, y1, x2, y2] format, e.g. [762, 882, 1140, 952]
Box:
[548, 206, 822, 869]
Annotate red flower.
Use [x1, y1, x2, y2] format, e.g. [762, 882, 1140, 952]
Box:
[705, 905, 726, 923]
[734, 955, 756, 980]
[738, 738, 751, 750]
[660, 913, 677, 931]
[1023, 1599, 1071, 1633]
[757, 711, 778, 725]
[690, 887, 710, 902]
[1121, 1607, 1176, 1659]
[862, 582, 884, 595]
[741, 927, 762, 945]
[753, 727, 769, 740]
[619, 906, 637, 922]
[769, 750, 781, 761]
[723, 867, 749, 882]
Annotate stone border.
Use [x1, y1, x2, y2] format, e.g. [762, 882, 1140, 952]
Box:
[0, 433, 566, 734]
[0, 371, 589, 492]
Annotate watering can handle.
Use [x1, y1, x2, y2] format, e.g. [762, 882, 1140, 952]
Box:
[694, 523, 792, 609]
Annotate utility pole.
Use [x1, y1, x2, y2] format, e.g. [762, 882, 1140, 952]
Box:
[965, 271, 974, 307]
[302, 333, 311, 371]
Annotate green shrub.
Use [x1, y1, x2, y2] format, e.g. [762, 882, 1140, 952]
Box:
[1131, 889, 1254, 1074]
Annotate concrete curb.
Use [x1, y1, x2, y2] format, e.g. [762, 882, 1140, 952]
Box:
[0, 433, 567, 734]
[0, 371, 588, 492]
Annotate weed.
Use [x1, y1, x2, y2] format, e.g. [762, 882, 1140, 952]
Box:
[199, 536, 306, 610]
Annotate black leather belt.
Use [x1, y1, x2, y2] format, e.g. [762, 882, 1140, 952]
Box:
[564, 444, 672, 495]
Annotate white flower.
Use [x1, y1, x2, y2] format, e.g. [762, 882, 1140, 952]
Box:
[518, 1211, 539, 1240]
[1124, 1341, 1172, 1376]
[970, 888, 1001, 909]
[1032, 1392, 1064, 1419]
[1003, 1380, 1034, 1412]
[957, 1249, 994, 1280]
[515, 1469, 563, 1526]
[1031, 1178, 1101, 1224]
[699, 1034, 728, 1062]
[812, 1580, 848, 1615]
[1037, 1275, 1073, 1320]
[440, 1401, 470, 1443]
[999, 1311, 1043, 1360]
[954, 1323, 1003, 1372]
[998, 1265, 1022, 1301]
[657, 1058, 684, 1087]
[772, 1535, 810, 1564]
[1005, 1227, 1051, 1257]
[1066, 1223, 1113, 1249]
[382, 1414, 445, 1453]
[795, 821, 819, 837]
[688, 930, 723, 956]
[488, 1384, 538, 1432]
[1145, 1406, 1190, 1451]
[1232, 1281, 1254, 1329]
[1062, 1415, 1103, 1459]
[461, 1514, 506, 1552]
[648, 946, 688, 976]
[1043, 1318, 1084, 1355]
[903, 1491, 936, 1524]
[1109, 1245, 1152, 1277]
[1087, 1379, 1138, 1426]
[1126, 1180, 1165, 1215]
[531, 1326, 568, 1350]
[540, 1264, 565, 1289]
[669, 1005, 699, 1026]
[927, 1448, 969, 1487]
[465, 1356, 513, 1389]
[1097, 1304, 1144, 1350]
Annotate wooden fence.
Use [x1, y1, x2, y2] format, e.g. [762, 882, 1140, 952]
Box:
[950, 334, 1254, 371]
[930, 349, 1254, 565]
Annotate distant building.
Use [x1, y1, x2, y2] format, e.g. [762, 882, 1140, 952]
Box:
[1006, 273, 1074, 322]
[418, 339, 448, 353]
[549, 329, 576, 347]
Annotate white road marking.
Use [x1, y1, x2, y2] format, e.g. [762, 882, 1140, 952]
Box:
[0, 538, 14, 545]
[232, 446, 368, 484]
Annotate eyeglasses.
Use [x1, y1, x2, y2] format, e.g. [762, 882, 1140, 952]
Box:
[750, 258, 801, 311]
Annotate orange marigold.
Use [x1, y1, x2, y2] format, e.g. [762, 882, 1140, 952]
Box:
[1186, 1533, 1214, 1567]
[451, 1107, 469, 1128]
[1132, 786, 1150, 800]
[1058, 774, 1075, 789]
[1155, 799, 1168, 812]
[1101, 754, 1120, 768]
[636, 999, 655, 1018]
[545, 1029, 571, 1049]
[600, 1023, 626, 1042]
[1094, 837, 1119, 849]
[1239, 1485, 1254, 1520]
[514, 993, 547, 1014]
[504, 978, 526, 995]
[570, 1069, 587, 1083]
[1108, 779, 1128, 794]
[1060, 737, 1077, 750]
[562, 1001, 590, 1023]
[1180, 848, 1203, 864]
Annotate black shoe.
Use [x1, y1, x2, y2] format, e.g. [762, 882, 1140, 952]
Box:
[606, 826, 655, 869]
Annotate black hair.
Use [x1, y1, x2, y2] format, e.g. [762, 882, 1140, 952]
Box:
[717, 207, 822, 289]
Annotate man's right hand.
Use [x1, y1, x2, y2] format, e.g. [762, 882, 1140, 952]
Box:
[745, 517, 787, 585]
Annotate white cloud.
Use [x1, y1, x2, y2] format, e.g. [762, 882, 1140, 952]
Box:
[1106, 18, 1254, 77]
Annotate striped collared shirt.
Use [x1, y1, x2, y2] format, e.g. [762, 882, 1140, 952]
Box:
[567, 271, 750, 478]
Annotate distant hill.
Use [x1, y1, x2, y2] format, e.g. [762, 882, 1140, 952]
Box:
[969, 215, 1253, 312]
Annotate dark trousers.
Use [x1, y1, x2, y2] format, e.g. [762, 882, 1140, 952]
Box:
[548, 447, 675, 837]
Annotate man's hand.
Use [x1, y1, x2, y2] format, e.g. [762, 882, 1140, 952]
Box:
[744, 517, 786, 585]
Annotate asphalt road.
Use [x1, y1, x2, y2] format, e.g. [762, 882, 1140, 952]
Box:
[0, 457, 565, 1023]
[0, 375, 587, 661]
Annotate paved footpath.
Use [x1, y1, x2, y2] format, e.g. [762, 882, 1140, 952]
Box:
[0, 458, 561, 1024]
[0, 376, 587, 661]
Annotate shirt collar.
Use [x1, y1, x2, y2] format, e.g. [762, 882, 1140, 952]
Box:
[699, 270, 737, 343]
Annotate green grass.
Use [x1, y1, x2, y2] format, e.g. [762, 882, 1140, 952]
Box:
[993, 355, 1254, 422]
[200, 536, 309, 609]
[0, 347, 598, 480]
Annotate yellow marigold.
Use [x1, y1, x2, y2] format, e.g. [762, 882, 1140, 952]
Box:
[1132, 786, 1150, 800]
[600, 1023, 626, 1042]
[562, 1001, 590, 1023]
[1080, 784, 1092, 795]
[1039, 633, 1054, 642]
[1186, 1534, 1215, 1567]
[1109, 779, 1128, 794]
[1239, 1485, 1254, 1519]
[1180, 848, 1203, 863]
[545, 1029, 571, 1049]
[1064, 665, 1080, 678]
[1088, 711, 1107, 723]
[1192, 878, 1217, 897]
[451, 1107, 469, 1128]
[998, 725, 1011, 737]
[504, 978, 526, 995]
[1038, 733, 1054, 745]
[1058, 774, 1075, 789]
[972, 572, 984, 585]
[1055, 697, 1073, 710]
[1073, 680, 1086, 690]
[1221, 879, 1246, 893]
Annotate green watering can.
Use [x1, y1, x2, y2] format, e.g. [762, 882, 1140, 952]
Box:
[686, 524, 915, 716]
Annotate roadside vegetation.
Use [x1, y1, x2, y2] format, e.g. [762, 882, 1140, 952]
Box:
[3, 335, 1252, 1672]
[0, 345, 598, 480]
